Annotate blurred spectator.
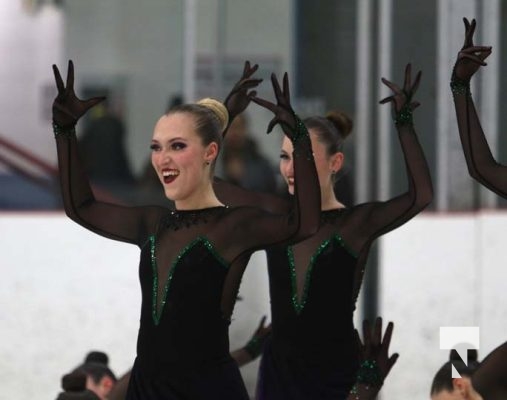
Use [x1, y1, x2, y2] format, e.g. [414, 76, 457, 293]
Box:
[221, 113, 277, 194]
[78, 99, 136, 203]
[85, 351, 109, 365]
[56, 371, 100, 400]
[72, 351, 117, 400]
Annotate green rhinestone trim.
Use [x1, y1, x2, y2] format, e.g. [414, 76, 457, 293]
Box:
[394, 105, 413, 126]
[288, 234, 358, 314]
[291, 115, 308, 144]
[450, 73, 471, 96]
[356, 360, 383, 386]
[52, 122, 75, 137]
[149, 235, 228, 326]
[291, 114, 314, 161]
[335, 235, 358, 259]
[244, 336, 262, 358]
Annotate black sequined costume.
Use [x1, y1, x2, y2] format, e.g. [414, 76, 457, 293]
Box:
[452, 73, 507, 199]
[54, 124, 319, 399]
[215, 120, 433, 400]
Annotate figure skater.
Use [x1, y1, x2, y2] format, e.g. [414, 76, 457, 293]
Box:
[450, 18, 506, 198]
[215, 63, 433, 399]
[51, 60, 320, 399]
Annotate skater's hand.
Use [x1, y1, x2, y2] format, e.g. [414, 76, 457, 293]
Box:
[52, 60, 105, 128]
[452, 17, 492, 83]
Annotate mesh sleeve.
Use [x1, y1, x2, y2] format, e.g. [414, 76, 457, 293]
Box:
[55, 129, 161, 245]
[343, 121, 433, 253]
[452, 87, 507, 198]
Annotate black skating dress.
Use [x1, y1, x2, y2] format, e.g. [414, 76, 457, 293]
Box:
[215, 119, 433, 400]
[54, 124, 319, 399]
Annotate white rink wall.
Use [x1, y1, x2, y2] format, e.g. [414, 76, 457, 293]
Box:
[1, 211, 506, 399]
[379, 211, 507, 399]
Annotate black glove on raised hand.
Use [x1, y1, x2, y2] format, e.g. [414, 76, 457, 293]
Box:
[451, 17, 492, 93]
[52, 60, 104, 131]
[223, 60, 263, 127]
[379, 63, 421, 126]
[251, 72, 306, 143]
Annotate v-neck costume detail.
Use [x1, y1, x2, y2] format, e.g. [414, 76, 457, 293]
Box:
[149, 234, 228, 325]
[287, 232, 357, 315]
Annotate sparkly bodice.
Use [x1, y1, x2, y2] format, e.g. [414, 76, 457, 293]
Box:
[266, 209, 360, 364]
[137, 228, 231, 373]
[54, 93, 321, 398]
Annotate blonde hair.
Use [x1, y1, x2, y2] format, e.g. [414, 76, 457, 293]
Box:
[166, 98, 227, 172]
[197, 98, 229, 133]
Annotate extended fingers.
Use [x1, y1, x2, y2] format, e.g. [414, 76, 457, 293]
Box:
[403, 64, 412, 92]
[271, 73, 283, 100]
[373, 317, 382, 347]
[411, 70, 422, 94]
[251, 96, 275, 112]
[282, 72, 290, 100]
[52, 64, 65, 93]
[387, 353, 400, 373]
[459, 52, 489, 66]
[67, 60, 74, 91]
[362, 319, 371, 349]
[382, 321, 394, 349]
[460, 46, 493, 63]
[236, 78, 263, 91]
[266, 117, 280, 134]
[463, 18, 476, 48]
[381, 77, 401, 94]
[478, 48, 492, 62]
[83, 96, 105, 110]
[242, 60, 259, 78]
[246, 78, 263, 87]
[379, 95, 395, 105]
[463, 17, 470, 32]
[461, 45, 493, 54]
[242, 60, 251, 76]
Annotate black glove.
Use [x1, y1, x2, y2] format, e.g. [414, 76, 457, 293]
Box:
[354, 317, 399, 387]
[52, 60, 104, 129]
[379, 63, 421, 126]
[452, 17, 492, 87]
[251, 72, 305, 142]
[223, 60, 263, 124]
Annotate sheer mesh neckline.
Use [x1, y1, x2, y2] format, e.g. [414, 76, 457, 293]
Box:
[161, 206, 229, 231]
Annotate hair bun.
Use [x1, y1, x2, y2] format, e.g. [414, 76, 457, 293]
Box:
[197, 98, 229, 133]
[325, 110, 353, 139]
[85, 351, 109, 365]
